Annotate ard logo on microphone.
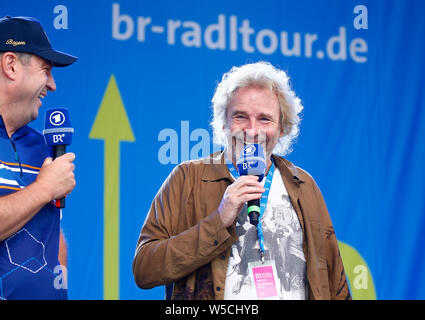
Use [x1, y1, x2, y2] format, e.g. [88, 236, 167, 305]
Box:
[49, 111, 66, 126]
[43, 108, 73, 148]
[243, 145, 256, 156]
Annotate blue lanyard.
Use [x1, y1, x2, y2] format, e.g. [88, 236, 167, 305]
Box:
[226, 155, 275, 261]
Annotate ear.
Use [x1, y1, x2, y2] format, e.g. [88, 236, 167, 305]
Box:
[1, 52, 20, 81]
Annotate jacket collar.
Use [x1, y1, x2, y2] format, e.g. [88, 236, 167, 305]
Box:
[272, 154, 304, 185]
[200, 151, 233, 182]
[0, 113, 32, 140]
[0, 114, 7, 137]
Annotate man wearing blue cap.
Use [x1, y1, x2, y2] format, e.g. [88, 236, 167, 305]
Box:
[0, 16, 77, 299]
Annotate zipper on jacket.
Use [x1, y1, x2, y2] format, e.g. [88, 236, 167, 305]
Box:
[9, 137, 23, 178]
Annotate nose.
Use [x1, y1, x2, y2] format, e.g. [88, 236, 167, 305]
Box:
[244, 117, 259, 133]
[243, 118, 262, 142]
[47, 72, 56, 92]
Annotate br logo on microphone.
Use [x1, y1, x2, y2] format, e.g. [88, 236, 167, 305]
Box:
[49, 111, 66, 126]
[243, 161, 253, 170]
[53, 134, 66, 143]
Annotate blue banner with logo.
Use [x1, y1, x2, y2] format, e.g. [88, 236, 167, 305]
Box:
[2, 0, 424, 299]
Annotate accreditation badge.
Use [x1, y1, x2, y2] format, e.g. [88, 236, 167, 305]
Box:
[248, 260, 279, 299]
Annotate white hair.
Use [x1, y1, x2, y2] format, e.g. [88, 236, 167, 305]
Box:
[210, 61, 303, 156]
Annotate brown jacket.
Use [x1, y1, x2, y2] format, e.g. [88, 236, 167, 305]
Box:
[133, 151, 351, 300]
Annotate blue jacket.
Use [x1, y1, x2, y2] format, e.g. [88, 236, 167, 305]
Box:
[0, 115, 67, 300]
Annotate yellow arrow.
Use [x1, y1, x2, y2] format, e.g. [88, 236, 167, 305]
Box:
[89, 74, 135, 300]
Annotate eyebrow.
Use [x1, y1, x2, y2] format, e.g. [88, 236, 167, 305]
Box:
[38, 58, 53, 69]
[231, 110, 246, 116]
[231, 110, 274, 119]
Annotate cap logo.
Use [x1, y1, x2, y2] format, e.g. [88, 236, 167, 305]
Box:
[6, 39, 26, 46]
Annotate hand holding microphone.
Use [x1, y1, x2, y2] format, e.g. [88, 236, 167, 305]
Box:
[41, 108, 75, 208]
[218, 144, 266, 228]
[36, 153, 76, 202]
[236, 144, 266, 225]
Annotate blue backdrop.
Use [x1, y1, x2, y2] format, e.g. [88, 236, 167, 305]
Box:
[2, 0, 424, 300]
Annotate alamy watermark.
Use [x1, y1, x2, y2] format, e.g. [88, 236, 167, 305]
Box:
[157, 120, 269, 165]
[158, 121, 221, 165]
[53, 264, 68, 290]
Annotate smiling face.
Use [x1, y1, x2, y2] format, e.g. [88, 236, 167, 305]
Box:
[14, 54, 56, 124]
[225, 85, 283, 166]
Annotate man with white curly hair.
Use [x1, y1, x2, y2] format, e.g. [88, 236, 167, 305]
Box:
[211, 61, 302, 160]
[133, 62, 351, 300]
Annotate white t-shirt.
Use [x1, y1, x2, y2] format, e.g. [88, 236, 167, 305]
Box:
[224, 168, 307, 300]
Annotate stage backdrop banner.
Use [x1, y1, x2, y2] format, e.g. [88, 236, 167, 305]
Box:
[1, 0, 424, 300]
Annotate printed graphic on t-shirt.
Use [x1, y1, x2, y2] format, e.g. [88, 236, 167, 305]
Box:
[224, 169, 307, 300]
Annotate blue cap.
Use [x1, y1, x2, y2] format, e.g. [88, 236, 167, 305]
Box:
[0, 15, 77, 67]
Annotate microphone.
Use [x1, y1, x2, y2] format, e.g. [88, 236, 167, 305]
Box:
[42, 108, 74, 208]
[236, 144, 266, 226]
